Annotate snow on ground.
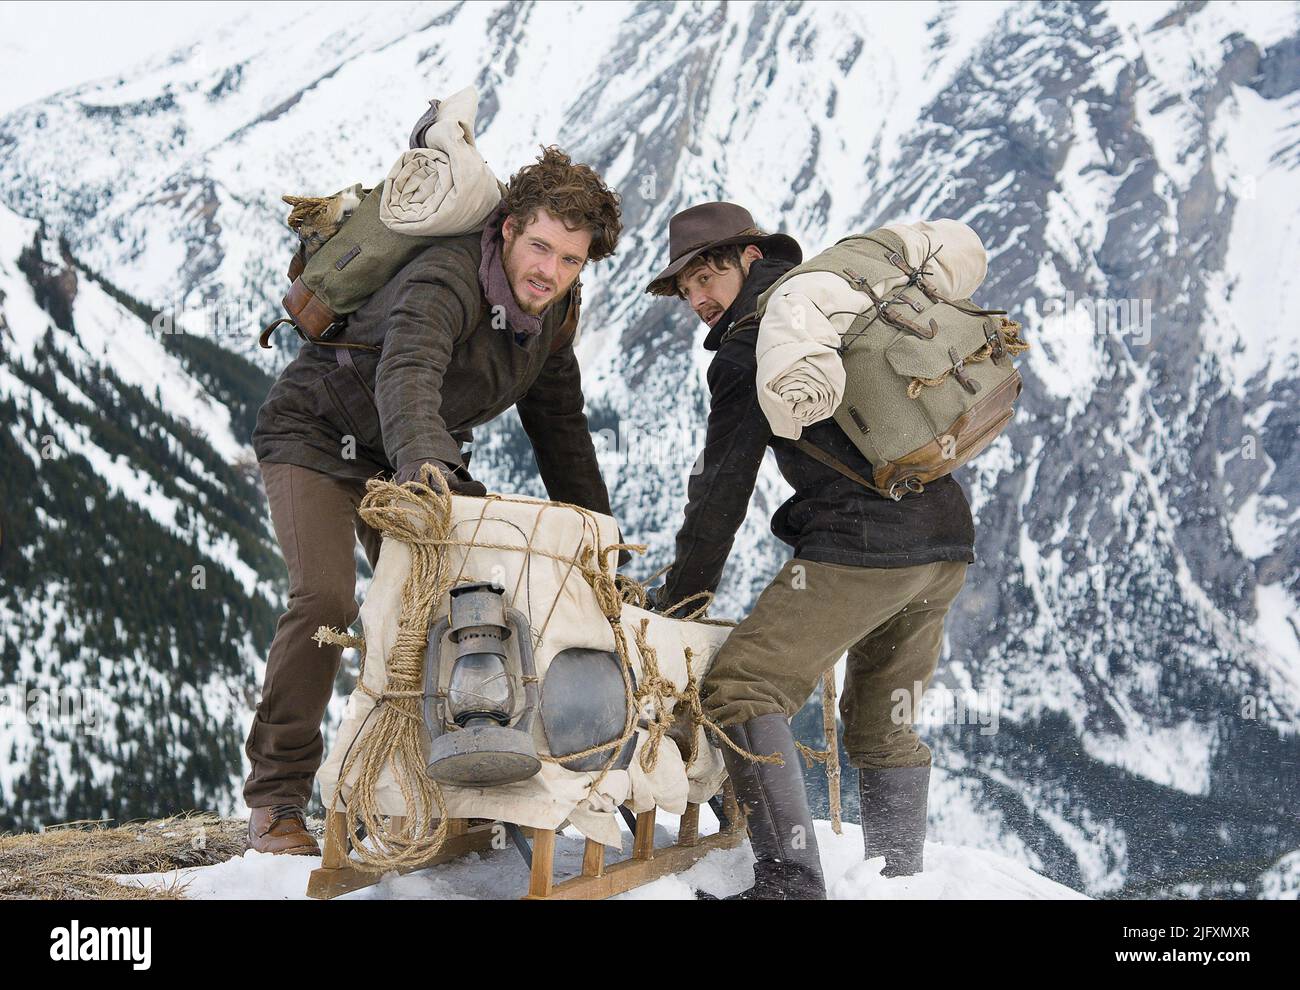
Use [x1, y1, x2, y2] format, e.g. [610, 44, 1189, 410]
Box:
[117, 818, 1085, 901]
[1251, 583, 1300, 713]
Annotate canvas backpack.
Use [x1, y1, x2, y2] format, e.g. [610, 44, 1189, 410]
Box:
[257, 183, 446, 352]
[755, 227, 1029, 500]
[257, 87, 508, 355]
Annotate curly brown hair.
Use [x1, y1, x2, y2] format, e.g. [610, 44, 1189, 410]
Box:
[503, 146, 622, 262]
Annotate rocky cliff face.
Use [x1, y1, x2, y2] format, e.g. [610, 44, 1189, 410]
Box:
[1, 0, 1296, 897]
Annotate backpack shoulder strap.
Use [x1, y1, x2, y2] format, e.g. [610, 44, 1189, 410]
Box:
[550, 281, 581, 355]
[720, 312, 758, 345]
[792, 437, 922, 502]
[334, 344, 376, 404]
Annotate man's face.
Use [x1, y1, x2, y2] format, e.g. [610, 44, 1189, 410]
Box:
[501, 209, 591, 315]
[676, 246, 761, 328]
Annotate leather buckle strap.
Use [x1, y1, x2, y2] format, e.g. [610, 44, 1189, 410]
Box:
[793, 438, 923, 501]
[258, 316, 296, 349]
[860, 233, 917, 276]
[884, 309, 936, 339]
[843, 266, 936, 340]
[948, 346, 981, 394]
[984, 316, 1006, 363]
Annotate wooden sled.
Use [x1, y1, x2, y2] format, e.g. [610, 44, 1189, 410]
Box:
[307, 780, 744, 901]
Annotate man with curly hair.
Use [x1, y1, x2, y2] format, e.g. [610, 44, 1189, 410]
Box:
[246, 147, 623, 854]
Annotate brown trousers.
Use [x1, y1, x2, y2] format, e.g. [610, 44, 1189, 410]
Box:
[701, 558, 968, 770]
[244, 462, 382, 808]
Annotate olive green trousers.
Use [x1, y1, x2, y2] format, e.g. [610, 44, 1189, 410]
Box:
[700, 559, 968, 770]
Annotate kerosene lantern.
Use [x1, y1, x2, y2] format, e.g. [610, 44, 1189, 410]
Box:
[423, 583, 541, 786]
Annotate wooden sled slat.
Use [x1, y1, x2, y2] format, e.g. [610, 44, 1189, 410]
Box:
[320, 810, 350, 871]
[308, 781, 746, 900]
[581, 838, 606, 878]
[306, 812, 497, 900]
[678, 803, 700, 847]
[528, 808, 744, 900]
[525, 794, 746, 901]
[527, 827, 557, 898]
[633, 808, 657, 860]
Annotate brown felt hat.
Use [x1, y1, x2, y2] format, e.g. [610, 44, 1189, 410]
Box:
[644, 201, 802, 296]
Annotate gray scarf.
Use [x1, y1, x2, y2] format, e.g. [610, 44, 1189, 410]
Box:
[478, 205, 543, 337]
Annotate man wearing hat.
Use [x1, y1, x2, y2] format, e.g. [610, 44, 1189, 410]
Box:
[646, 203, 975, 899]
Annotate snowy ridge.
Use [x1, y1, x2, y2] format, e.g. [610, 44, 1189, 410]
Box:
[0, 205, 269, 594]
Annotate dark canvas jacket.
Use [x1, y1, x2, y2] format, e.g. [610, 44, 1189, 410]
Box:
[658, 258, 976, 608]
[252, 232, 613, 515]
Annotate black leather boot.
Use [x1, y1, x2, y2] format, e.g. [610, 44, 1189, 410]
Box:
[859, 764, 930, 877]
[706, 713, 826, 900]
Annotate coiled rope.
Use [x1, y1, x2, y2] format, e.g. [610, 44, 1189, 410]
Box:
[906, 318, 1029, 399]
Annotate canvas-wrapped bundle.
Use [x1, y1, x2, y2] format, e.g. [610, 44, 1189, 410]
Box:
[316, 476, 730, 863]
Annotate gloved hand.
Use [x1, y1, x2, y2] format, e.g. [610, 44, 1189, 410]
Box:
[394, 459, 488, 497]
[644, 585, 673, 615]
[646, 584, 708, 619]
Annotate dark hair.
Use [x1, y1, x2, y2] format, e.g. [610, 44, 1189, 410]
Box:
[503, 145, 622, 261]
[664, 227, 765, 298]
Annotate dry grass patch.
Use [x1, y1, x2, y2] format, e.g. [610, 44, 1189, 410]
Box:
[0, 814, 252, 900]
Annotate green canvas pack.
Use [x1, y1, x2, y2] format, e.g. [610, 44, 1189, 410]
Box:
[755, 228, 1028, 500]
[259, 183, 443, 351]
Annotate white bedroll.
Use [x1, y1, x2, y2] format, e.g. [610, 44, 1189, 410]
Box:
[310, 474, 746, 899]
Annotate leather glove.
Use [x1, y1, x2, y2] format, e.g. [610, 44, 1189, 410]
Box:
[644, 586, 673, 615]
[394, 459, 488, 497]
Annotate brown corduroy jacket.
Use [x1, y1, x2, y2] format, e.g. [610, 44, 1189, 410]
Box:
[252, 231, 613, 515]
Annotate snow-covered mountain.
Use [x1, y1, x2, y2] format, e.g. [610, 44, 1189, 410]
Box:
[0, 205, 280, 822]
[1, 0, 1297, 898]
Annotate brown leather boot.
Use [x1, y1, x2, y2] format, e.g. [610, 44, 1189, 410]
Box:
[247, 804, 320, 856]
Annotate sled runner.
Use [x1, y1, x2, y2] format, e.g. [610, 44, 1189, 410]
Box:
[307, 782, 744, 900]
